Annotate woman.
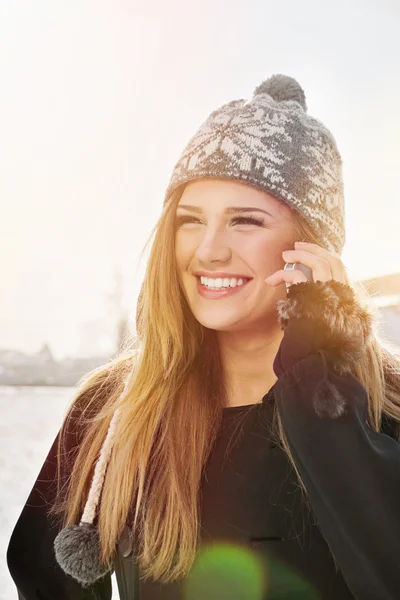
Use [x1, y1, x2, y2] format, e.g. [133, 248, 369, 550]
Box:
[7, 74, 400, 600]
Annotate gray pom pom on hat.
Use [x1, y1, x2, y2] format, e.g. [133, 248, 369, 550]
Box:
[253, 73, 307, 111]
[164, 73, 345, 255]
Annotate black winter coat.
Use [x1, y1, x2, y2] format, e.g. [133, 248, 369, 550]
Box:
[7, 280, 400, 599]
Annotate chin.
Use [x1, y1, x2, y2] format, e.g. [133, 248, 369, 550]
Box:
[186, 302, 241, 330]
[195, 316, 242, 332]
[192, 295, 284, 331]
[189, 302, 262, 332]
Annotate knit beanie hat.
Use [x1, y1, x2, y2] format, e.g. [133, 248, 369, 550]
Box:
[53, 74, 345, 586]
[164, 73, 345, 255]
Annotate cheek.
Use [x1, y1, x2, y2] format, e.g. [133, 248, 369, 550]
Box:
[248, 237, 289, 275]
[175, 237, 190, 271]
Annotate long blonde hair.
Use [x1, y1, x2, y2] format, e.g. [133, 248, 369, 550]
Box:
[49, 189, 400, 584]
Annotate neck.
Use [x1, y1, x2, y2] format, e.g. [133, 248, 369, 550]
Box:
[218, 324, 284, 407]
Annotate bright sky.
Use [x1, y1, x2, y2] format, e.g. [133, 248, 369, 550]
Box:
[1, 0, 399, 359]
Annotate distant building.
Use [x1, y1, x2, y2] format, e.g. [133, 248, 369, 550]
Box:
[0, 344, 111, 386]
[0, 344, 59, 385]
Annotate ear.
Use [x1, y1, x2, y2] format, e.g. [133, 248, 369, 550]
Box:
[276, 280, 374, 375]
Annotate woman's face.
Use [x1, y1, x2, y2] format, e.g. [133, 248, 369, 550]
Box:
[174, 178, 297, 333]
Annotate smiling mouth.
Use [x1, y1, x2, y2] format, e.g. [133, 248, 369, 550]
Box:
[196, 276, 252, 297]
[196, 275, 252, 290]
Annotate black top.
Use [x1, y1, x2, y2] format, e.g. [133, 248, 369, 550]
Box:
[139, 391, 353, 600]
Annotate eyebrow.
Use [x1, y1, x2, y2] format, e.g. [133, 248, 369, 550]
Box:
[176, 205, 274, 218]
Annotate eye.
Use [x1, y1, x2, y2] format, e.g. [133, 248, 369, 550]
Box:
[231, 216, 265, 226]
[175, 215, 265, 227]
[175, 216, 202, 227]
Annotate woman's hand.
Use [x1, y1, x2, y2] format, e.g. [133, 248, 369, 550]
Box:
[264, 241, 347, 287]
[263, 241, 373, 381]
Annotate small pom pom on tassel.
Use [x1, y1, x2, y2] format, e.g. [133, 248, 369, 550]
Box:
[54, 521, 110, 586]
[54, 374, 131, 586]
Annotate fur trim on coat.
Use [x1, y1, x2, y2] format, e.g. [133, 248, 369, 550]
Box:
[275, 280, 374, 376]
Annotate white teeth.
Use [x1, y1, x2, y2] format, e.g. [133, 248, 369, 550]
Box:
[199, 276, 249, 289]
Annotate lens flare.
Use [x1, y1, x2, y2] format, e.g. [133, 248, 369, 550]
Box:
[183, 541, 321, 599]
[184, 542, 265, 600]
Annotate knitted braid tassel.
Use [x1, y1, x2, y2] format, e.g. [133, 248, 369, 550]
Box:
[54, 378, 130, 587]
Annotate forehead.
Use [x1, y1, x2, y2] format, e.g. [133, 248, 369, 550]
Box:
[177, 178, 289, 216]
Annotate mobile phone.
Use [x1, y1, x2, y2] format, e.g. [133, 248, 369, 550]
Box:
[284, 262, 313, 292]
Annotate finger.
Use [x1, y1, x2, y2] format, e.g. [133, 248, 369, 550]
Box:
[265, 269, 309, 287]
[282, 249, 332, 283]
[294, 242, 346, 283]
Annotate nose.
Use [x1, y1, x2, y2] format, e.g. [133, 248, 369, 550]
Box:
[194, 230, 232, 264]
